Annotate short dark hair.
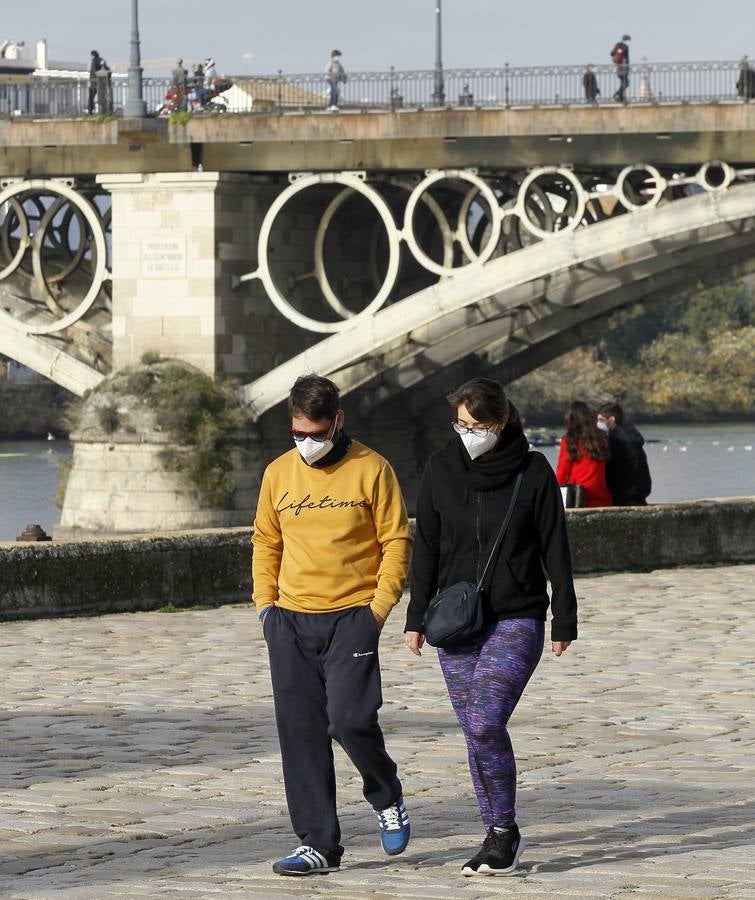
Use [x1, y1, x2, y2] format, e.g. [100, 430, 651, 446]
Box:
[91, 50, 99, 56]
[597, 401, 624, 424]
[288, 374, 340, 420]
[446, 377, 508, 422]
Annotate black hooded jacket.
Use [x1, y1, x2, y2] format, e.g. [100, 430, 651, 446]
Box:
[406, 409, 578, 642]
[605, 424, 651, 506]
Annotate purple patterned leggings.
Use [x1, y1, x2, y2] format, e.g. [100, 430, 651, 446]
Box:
[438, 617, 544, 829]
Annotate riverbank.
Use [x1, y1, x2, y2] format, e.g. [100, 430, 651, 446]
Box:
[0, 382, 74, 439]
[1, 498, 753, 620]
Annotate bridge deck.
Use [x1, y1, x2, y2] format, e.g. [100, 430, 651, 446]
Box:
[2, 102, 755, 176]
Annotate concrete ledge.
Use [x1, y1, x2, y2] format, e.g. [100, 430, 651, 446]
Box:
[1, 498, 753, 620]
[0, 528, 251, 621]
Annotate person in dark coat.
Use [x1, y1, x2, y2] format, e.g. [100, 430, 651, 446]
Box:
[583, 64, 600, 103]
[611, 34, 631, 102]
[736, 60, 755, 99]
[404, 377, 577, 878]
[597, 402, 652, 505]
[87, 50, 108, 114]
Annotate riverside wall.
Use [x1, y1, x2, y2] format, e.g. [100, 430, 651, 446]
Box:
[0, 498, 753, 621]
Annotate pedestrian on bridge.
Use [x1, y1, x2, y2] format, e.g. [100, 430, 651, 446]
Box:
[404, 377, 577, 877]
[325, 49, 347, 111]
[87, 50, 110, 115]
[171, 58, 189, 111]
[611, 34, 631, 102]
[736, 59, 755, 99]
[253, 374, 412, 876]
[583, 64, 600, 104]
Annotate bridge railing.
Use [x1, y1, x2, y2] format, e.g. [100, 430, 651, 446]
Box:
[0, 60, 751, 118]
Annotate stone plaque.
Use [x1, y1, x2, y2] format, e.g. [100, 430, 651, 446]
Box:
[141, 238, 187, 278]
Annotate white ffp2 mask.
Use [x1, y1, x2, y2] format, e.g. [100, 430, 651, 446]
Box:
[460, 430, 499, 460]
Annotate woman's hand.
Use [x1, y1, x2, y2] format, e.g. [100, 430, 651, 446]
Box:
[405, 631, 425, 657]
[551, 640, 572, 656]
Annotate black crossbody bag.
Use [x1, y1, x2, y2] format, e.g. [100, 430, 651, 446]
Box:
[423, 466, 525, 649]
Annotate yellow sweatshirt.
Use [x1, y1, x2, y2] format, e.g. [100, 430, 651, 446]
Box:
[252, 440, 412, 621]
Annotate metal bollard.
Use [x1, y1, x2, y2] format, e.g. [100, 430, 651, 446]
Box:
[16, 524, 52, 542]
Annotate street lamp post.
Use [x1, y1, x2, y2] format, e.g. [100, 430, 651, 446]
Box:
[432, 0, 445, 106]
[124, 0, 147, 117]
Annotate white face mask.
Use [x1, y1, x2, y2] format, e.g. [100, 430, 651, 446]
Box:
[294, 416, 338, 465]
[460, 429, 499, 460]
[296, 436, 335, 465]
[596, 420, 610, 433]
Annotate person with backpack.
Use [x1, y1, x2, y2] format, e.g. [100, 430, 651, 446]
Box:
[325, 49, 347, 111]
[611, 34, 631, 102]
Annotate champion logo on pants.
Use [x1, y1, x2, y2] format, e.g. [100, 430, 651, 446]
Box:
[353, 650, 375, 657]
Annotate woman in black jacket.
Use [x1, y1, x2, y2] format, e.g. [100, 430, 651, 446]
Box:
[404, 377, 577, 877]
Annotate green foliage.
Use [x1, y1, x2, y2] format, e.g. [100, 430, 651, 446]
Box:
[676, 281, 754, 341]
[111, 362, 245, 509]
[602, 279, 754, 364]
[169, 110, 193, 126]
[94, 114, 115, 124]
[96, 402, 120, 434]
[140, 351, 162, 366]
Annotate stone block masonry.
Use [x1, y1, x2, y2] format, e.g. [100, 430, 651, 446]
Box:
[1, 498, 753, 621]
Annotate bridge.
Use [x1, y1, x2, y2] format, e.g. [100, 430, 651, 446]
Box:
[1, 69, 754, 532]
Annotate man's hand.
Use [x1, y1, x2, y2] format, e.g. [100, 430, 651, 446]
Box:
[552, 640, 572, 657]
[405, 631, 425, 657]
[372, 611, 385, 634]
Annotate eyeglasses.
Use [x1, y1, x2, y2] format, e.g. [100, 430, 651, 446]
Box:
[289, 418, 336, 443]
[451, 420, 498, 437]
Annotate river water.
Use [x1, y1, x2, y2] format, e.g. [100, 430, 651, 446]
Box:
[0, 423, 753, 541]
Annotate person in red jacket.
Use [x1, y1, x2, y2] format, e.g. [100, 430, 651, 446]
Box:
[556, 401, 612, 507]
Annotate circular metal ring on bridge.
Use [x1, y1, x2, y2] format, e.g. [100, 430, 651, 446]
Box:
[0, 179, 108, 336]
[402, 169, 502, 276]
[515, 167, 587, 240]
[0, 197, 30, 281]
[255, 172, 401, 334]
[313, 179, 454, 318]
[616, 164, 666, 211]
[697, 161, 735, 192]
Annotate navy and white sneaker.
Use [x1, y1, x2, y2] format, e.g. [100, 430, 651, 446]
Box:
[375, 795, 410, 855]
[271, 845, 340, 876]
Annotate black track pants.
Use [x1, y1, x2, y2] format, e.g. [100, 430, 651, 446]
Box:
[264, 605, 402, 858]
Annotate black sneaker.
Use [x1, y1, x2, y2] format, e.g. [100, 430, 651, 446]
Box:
[462, 824, 525, 877]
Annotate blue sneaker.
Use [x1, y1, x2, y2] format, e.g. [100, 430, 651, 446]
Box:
[271, 845, 340, 876]
[375, 795, 410, 855]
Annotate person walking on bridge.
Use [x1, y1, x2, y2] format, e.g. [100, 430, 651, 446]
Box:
[253, 374, 412, 876]
[325, 49, 347, 111]
[405, 377, 577, 877]
[583, 64, 600, 104]
[611, 34, 631, 102]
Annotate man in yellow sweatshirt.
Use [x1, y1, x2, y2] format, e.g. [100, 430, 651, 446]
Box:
[253, 374, 412, 877]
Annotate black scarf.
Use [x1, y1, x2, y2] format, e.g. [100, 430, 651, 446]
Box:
[307, 429, 352, 468]
[450, 401, 530, 490]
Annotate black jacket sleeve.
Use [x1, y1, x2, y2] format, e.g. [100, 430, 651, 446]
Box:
[533, 460, 578, 642]
[405, 463, 441, 632]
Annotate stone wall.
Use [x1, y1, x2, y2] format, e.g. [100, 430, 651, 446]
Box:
[1, 498, 753, 621]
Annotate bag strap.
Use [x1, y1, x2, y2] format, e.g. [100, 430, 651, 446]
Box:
[477, 460, 526, 590]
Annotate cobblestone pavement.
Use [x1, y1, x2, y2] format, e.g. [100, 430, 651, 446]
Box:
[0, 565, 754, 899]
